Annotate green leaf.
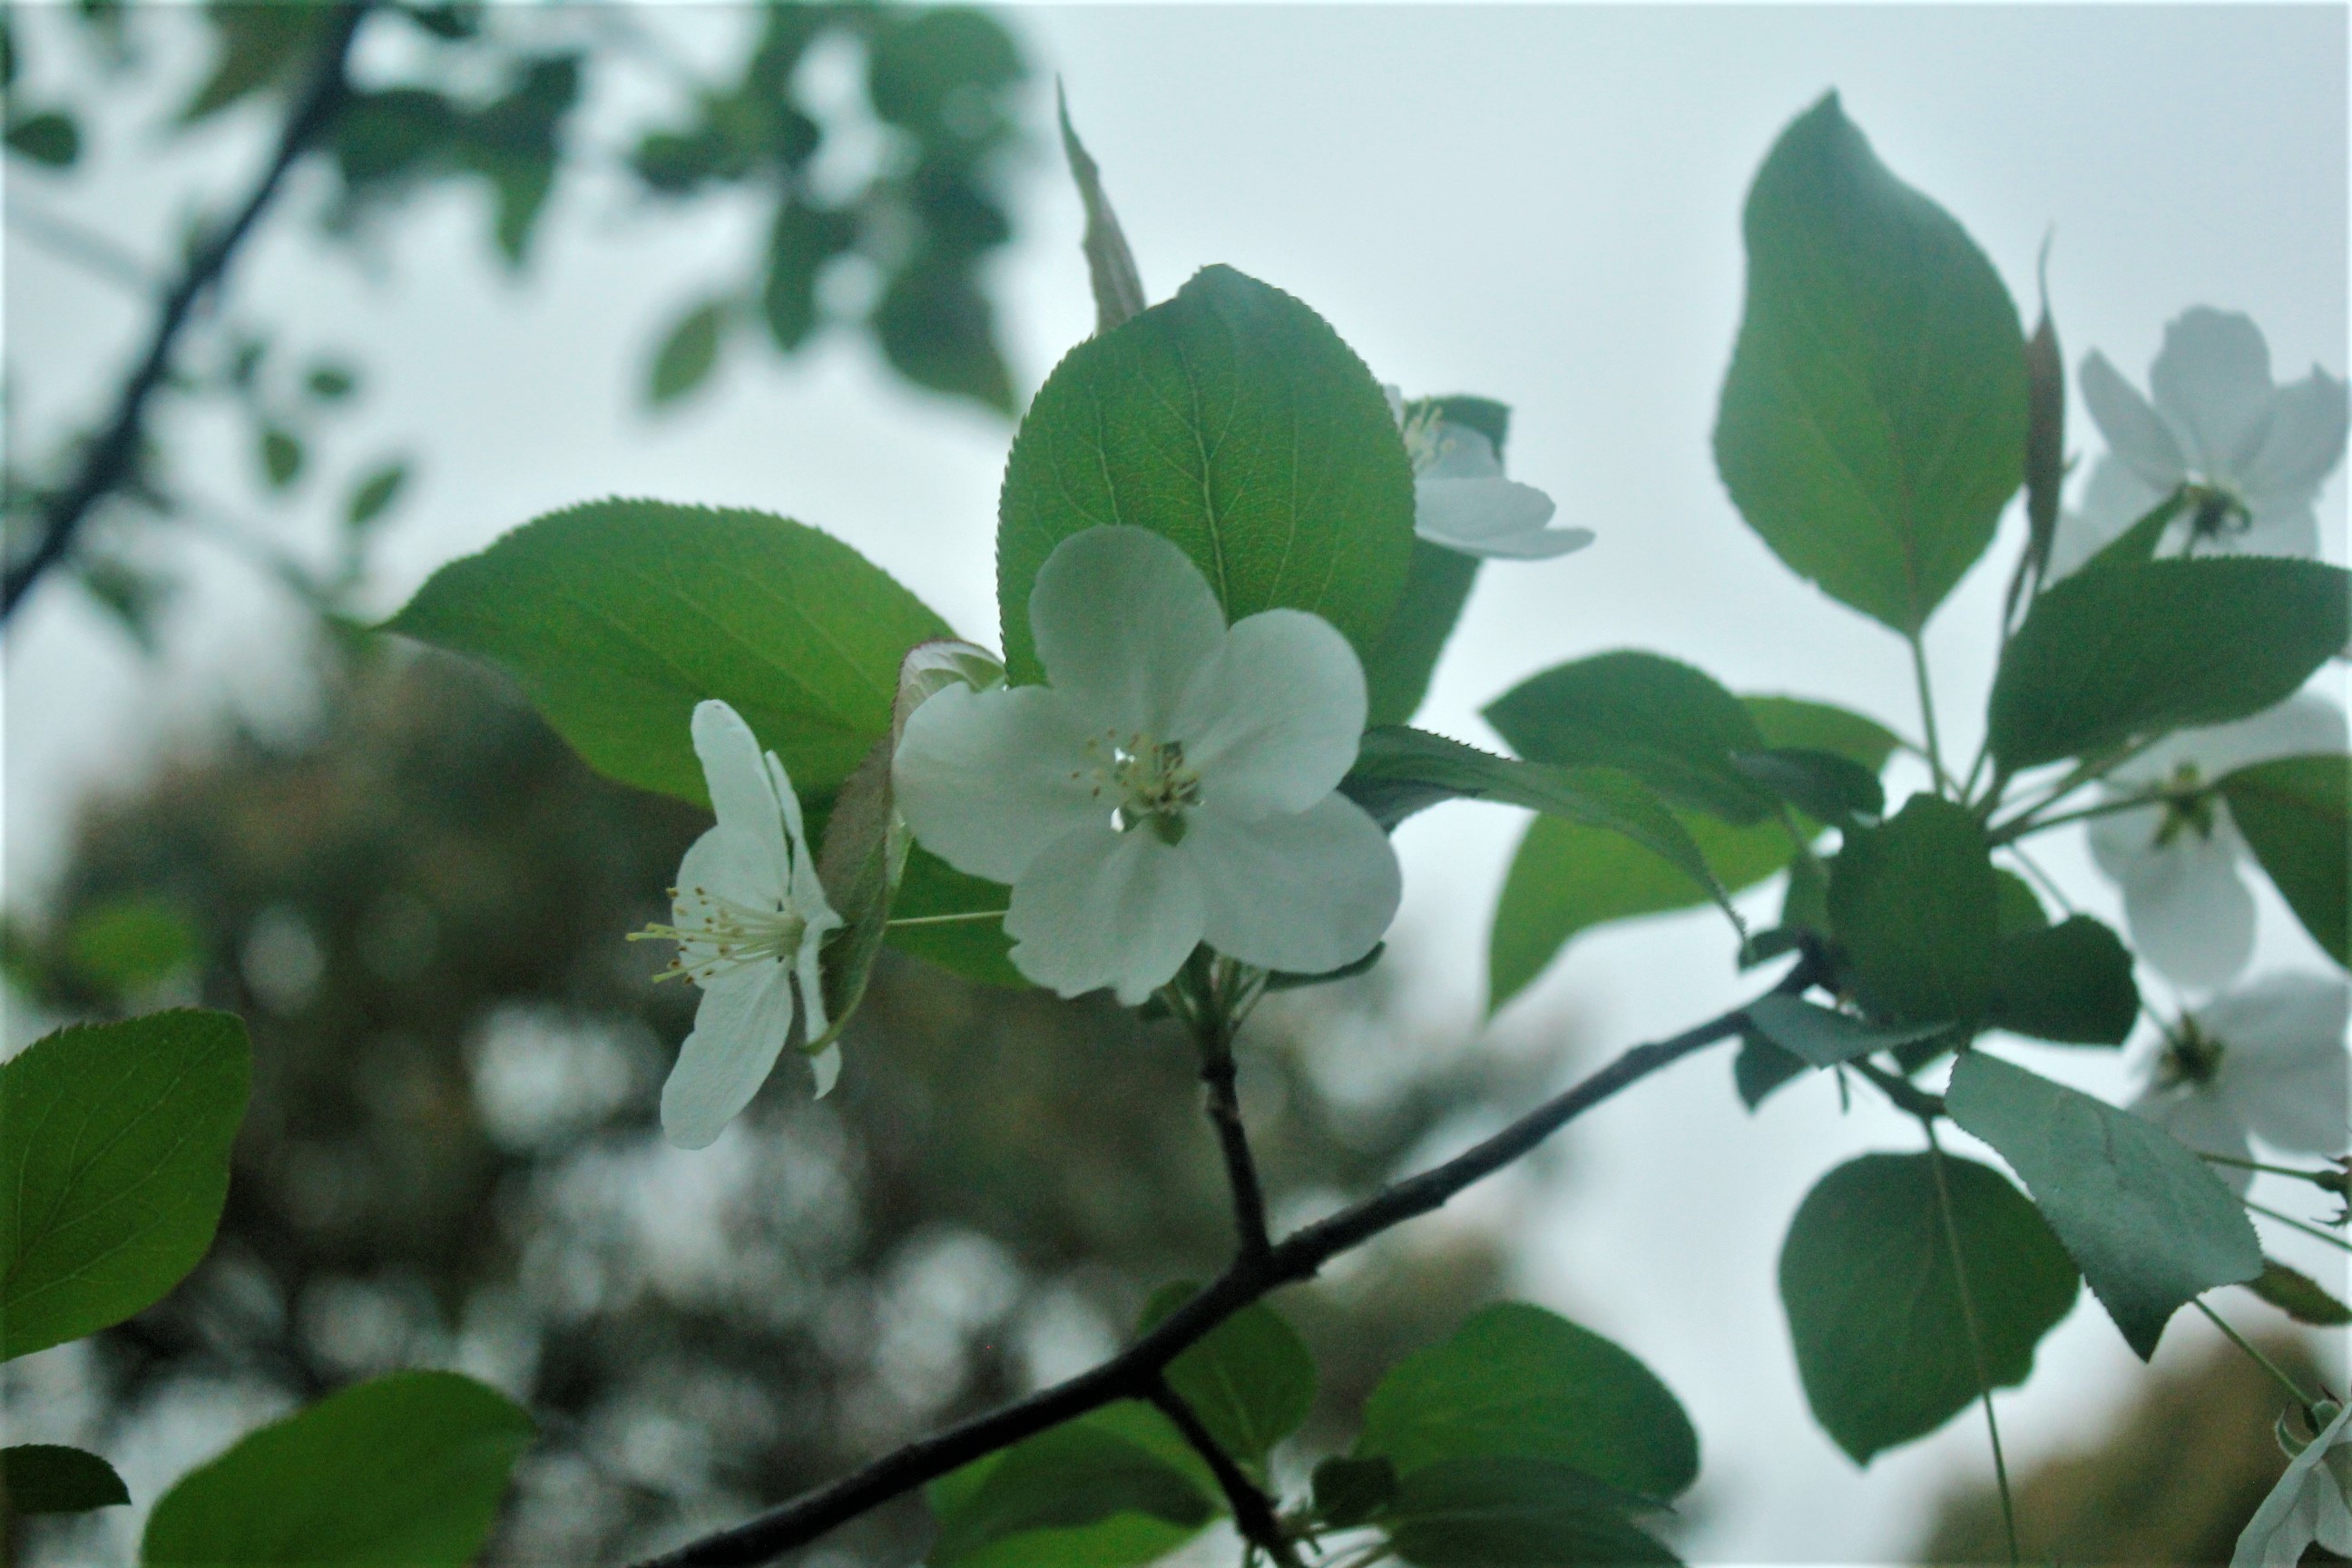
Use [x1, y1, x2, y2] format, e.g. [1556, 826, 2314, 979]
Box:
[1713, 93, 2026, 635]
[997, 265, 1415, 680]
[1056, 85, 1147, 335]
[5, 110, 80, 167]
[141, 1371, 533, 1567]
[1740, 995, 1952, 1068]
[3, 1445, 129, 1515]
[1139, 1284, 1316, 1471]
[1385, 1457, 1679, 1567]
[2, 1011, 250, 1362]
[2220, 753, 2349, 967]
[1733, 1034, 1808, 1112]
[386, 500, 951, 806]
[1987, 558, 2351, 769]
[926, 1407, 1214, 1568]
[344, 461, 407, 531]
[1357, 1301, 1699, 1504]
[1366, 541, 1482, 729]
[1828, 794, 1997, 1024]
[182, 3, 323, 122]
[1742, 695, 1903, 772]
[1777, 1152, 2078, 1464]
[1945, 1051, 2262, 1358]
[763, 200, 855, 351]
[1485, 652, 1778, 823]
[1987, 915, 2138, 1044]
[2021, 289, 2064, 590]
[64, 897, 201, 994]
[884, 848, 1021, 987]
[649, 299, 729, 405]
[1312, 1455, 1397, 1529]
[1489, 812, 1789, 1013]
[2246, 1259, 2352, 1327]
[304, 363, 358, 401]
[259, 426, 303, 489]
[2075, 486, 2191, 578]
[1993, 868, 2049, 935]
[1730, 747, 1884, 826]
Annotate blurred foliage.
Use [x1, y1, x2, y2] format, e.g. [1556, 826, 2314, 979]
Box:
[6, 647, 1551, 1563]
[1917, 1333, 2343, 1564]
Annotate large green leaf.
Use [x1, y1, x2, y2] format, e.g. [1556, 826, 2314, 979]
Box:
[1385, 1458, 1679, 1567]
[142, 1371, 534, 1566]
[2, 1444, 130, 1515]
[1713, 93, 2026, 635]
[1366, 541, 1482, 729]
[1742, 695, 1903, 772]
[1945, 1051, 2262, 1358]
[387, 500, 952, 806]
[2220, 753, 2349, 968]
[996, 265, 1415, 681]
[1778, 1152, 2077, 1463]
[2, 1011, 250, 1362]
[1357, 1301, 1698, 1504]
[1987, 558, 2351, 769]
[1485, 652, 1778, 823]
[1828, 795, 1997, 1024]
[926, 1405, 1216, 1568]
[1986, 916, 2138, 1045]
[1138, 1285, 1316, 1473]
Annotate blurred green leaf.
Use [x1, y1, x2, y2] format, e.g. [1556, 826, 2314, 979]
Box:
[1993, 868, 2048, 934]
[884, 846, 1021, 986]
[998, 265, 1415, 678]
[1139, 1285, 1316, 1472]
[64, 897, 201, 993]
[1312, 1455, 1397, 1529]
[259, 426, 304, 489]
[926, 1406, 1215, 1568]
[1366, 541, 1481, 730]
[142, 1371, 533, 1566]
[344, 460, 408, 530]
[304, 362, 358, 401]
[1384, 1457, 1680, 1567]
[1, 1010, 249, 1361]
[462, 54, 578, 265]
[873, 251, 1014, 412]
[1733, 1034, 1808, 1112]
[5, 110, 80, 167]
[1828, 795, 1997, 1024]
[1987, 559, 2350, 769]
[1987, 915, 2138, 1044]
[1945, 1051, 2261, 1358]
[2, 1444, 129, 1515]
[331, 87, 457, 187]
[1485, 652, 1778, 824]
[1713, 93, 2025, 636]
[2246, 1259, 2352, 1327]
[1730, 748, 1883, 827]
[1742, 695, 1903, 772]
[763, 200, 855, 351]
[1741, 995, 1952, 1068]
[182, 0, 324, 122]
[2220, 752, 2349, 968]
[867, 7, 1024, 145]
[1779, 1152, 2077, 1463]
[386, 500, 951, 806]
[648, 299, 729, 406]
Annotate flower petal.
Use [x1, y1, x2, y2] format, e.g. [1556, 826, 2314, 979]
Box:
[2200, 974, 2352, 1154]
[1174, 608, 1367, 818]
[1031, 526, 1225, 737]
[1452, 520, 1596, 562]
[662, 962, 798, 1149]
[2130, 1083, 2254, 1194]
[1415, 475, 1587, 561]
[2047, 455, 2167, 580]
[2148, 308, 2276, 477]
[1185, 795, 1401, 975]
[1004, 825, 1205, 1004]
[2080, 350, 2187, 493]
[2231, 1400, 2352, 1568]
[808, 1042, 841, 1100]
[2242, 368, 2349, 507]
[2241, 501, 2321, 562]
[2089, 814, 2258, 991]
[693, 700, 789, 889]
[766, 751, 842, 936]
[674, 825, 780, 916]
[894, 682, 1102, 885]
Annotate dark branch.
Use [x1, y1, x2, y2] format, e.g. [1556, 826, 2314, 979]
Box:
[1, 4, 368, 621]
[1144, 1377, 1301, 1568]
[632, 951, 1824, 1568]
[1192, 992, 1273, 1264]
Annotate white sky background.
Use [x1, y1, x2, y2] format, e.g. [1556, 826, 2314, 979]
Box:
[4, 3, 2347, 1561]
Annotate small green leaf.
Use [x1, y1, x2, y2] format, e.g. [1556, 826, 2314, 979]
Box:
[1733, 1034, 1808, 1112]
[1139, 1284, 1316, 1471]
[6, 110, 80, 167]
[926, 1407, 1214, 1568]
[343, 461, 407, 530]
[1778, 1152, 2078, 1463]
[2020, 289, 2064, 591]
[1357, 1301, 1699, 1504]
[1828, 794, 1998, 1024]
[1312, 1455, 1397, 1529]
[2220, 753, 2349, 967]
[1988, 558, 2351, 769]
[872, 252, 1015, 413]
[1713, 93, 2026, 635]
[2075, 487, 2191, 578]
[1384, 1457, 1680, 1567]
[304, 363, 358, 401]
[648, 299, 728, 405]
[1740, 995, 1952, 1068]
[2, 1011, 250, 1362]
[1945, 1051, 2262, 1358]
[1485, 652, 1778, 823]
[1987, 915, 2138, 1044]
[141, 1371, 533, 1567]
[2245, 1259, 2352, 1327]
[763, 200, 855, 351]
[1993, 869, 2049, 935]
[1055, 86, 1147, 335]
[386, 500, 952, 806]
[259, 426, 304, 489]
[997, 265, 1415, 680]
[1730, 747, 1885, 826]
[1742, 696, 1903, 773]
[64, 897, 200, 994]
[3, 1444, 129, 1515]
[1365, 541, 1482, 730]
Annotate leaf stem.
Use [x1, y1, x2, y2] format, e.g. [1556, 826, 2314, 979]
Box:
[2200, 1152, 2349, 1192]
[1143, 1377, 1301, 1568]
[2248, 1198, 2352, 1253]
[2193, 1298, 2323, 1414]
[1926, 1126, 2020, 1567]
[1906, 632, 1954, 796]
[882, 909, 1008, 928]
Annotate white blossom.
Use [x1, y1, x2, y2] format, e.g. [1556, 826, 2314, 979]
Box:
[1386, 387, 1592, 560]
[2233, 1398, 2352, 1568]
[2130, 973, 2350, 1192]
[638, 700, 843, 1149]
[2086, 694, 2347, 990]
[891, 526, 1400, 1004]
[2053, 308, 2347, 578]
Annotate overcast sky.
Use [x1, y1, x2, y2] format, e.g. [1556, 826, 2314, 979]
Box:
[5, 5, 2347, 1561]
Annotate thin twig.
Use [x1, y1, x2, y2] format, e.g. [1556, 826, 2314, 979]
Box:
[1, 4, 369, 620]
[629, 951, 1825, 1568]
[1144, 1377, 1301, 1568]
[2194, 1298, 2325, 1413]
[1926, 1125, 2020, 1566]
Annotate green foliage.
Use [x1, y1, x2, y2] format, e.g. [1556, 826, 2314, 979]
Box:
[648, 299, 730, 406]
[141, 1371, 534, 1567]
[1485, 652, 1779, 824]
[181, 0, 327, 122]
[1366, 542, 1483, 729]
[1740, 695, 1903, 772]
[996, 266, 1416, 680]
[259, 426, 304, 489]
[1312, 1455, 1398, 1528]
[1945, 1052, 2261, 1358]
[926, 1406, 1215, 1568]
[886, 847, 1022, 985]
[1384, 1458, 1680, 1566]
[5, 109, 80, 167]
[1, 1010, 249, 1361]
[1993, 868, 2049, 934]
[2, 1444, 130, 1515]
[1140, 1285, 1317, 1473]
[1778, 1152, 2077, 1463]
[1987, 916, 2139, 1044]
[1357, 1301, 1698, 1504]
[62, 896, 201, 994]
[343, 460, 408, 530]
[1733, 1033, 1808, 1112]
[1828, 795, 1996, 1024]
[1987, 559, 2351, 769]
[2246, 1259, 2352, 1327]
[763, 200, 858, 350]
[1740, 995, 1953, 1068]
[1714, 93, 2025, 635]
[2220, 752, 2349, 967]
[387, 500, 951, 806]
[1730, 747, 1884, 828]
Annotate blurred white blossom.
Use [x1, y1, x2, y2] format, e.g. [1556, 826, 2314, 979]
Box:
[2130, 972, 2350, 1191]
[1386, 387, 1592, 560]
[2234, 1398, 2352, 1568]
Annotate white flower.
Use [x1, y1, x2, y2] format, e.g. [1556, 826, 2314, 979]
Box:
[2131, 973, 2350, 1193]
[2086, 694, 2347, 989]
[2052, 308, 2347, 578]
[891, 526, 1401, 1005]
[638, 700, 844, 1149]
[2233, 1397, 2352, 1568]
[1385, 387, 1592, 560]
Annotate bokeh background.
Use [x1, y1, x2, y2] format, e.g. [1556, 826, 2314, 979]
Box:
[4, 4, 2345, 1563]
